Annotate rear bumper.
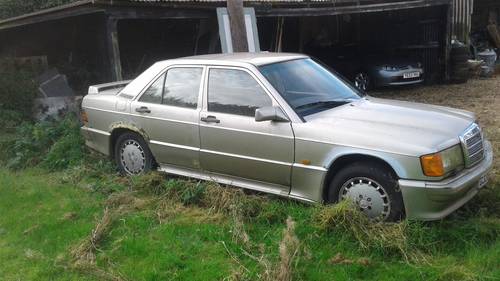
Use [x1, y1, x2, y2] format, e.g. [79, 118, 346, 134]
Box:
[399, 140, 493, 220]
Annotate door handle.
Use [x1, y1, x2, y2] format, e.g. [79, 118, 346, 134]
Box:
[135, 106, 151, 114]
[201, 115, 220, 124]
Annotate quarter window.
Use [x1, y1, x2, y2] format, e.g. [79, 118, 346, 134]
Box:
[208, 68, 272, 117]
[139, 74, 164, 104]
[163, 68, 202, 109]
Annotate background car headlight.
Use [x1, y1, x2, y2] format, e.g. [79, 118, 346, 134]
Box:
[420, 145, 465, 177]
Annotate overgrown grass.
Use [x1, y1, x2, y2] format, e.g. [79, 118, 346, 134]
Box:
[0, 77, 500, 280]
[3, 114, 85, 170]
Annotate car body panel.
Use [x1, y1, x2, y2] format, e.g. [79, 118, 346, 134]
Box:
[81, 52, 493, 220]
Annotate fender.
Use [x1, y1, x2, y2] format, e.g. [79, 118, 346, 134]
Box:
[323, 146, 413, 179]
[109, 121, 151, 155]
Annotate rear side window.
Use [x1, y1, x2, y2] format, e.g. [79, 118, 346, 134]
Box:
[208, 68, 272, 117]
[163, 68, 202, 109]
[139, 74, 164, 104]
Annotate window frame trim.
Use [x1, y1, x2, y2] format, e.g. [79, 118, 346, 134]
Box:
[135, 65, 207, 111]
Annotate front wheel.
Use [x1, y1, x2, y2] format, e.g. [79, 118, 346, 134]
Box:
[114, 132, 155, 175]
[327, 162, 404, 221]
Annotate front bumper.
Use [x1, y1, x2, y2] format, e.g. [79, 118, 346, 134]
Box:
[399, 140, 493, 220]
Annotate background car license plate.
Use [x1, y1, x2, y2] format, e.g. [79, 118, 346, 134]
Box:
[478, 174, 489, 189]
[403, 72, 420, 79]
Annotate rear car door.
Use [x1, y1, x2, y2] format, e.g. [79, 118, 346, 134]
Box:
[131, 66, 204, 169]
[199, 66, 295, 192]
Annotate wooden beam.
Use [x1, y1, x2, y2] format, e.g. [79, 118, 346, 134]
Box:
[226, 0, 248, 52]
[106, 7, 212, 20]
[255, 0, 452, 17]
[0, 6, 104, 30]
[106, 18, 123, 81]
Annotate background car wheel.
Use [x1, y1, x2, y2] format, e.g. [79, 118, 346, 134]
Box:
[114, 132, 154, 175]
[354, 72, 370, 91]
[327, 162, 404, 221]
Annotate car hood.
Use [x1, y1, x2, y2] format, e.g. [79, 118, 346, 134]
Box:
[303, 97, 475, 156]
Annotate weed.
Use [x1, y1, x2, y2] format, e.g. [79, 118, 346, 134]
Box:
[436, 265, 479, 281]
[314, 200, 419, 262]
[131, 172, 167, 195]
[71, 208, 114, 265]
[275, 217, 300, 281]
[6, 114, 85, 170]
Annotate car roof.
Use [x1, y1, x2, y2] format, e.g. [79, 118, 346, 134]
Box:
[167, 52, 308, 67]
[120, 52, 308, 98]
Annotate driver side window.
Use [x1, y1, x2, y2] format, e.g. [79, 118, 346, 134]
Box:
[208, 68, 272, 117]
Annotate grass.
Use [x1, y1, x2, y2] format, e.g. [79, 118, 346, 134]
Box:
[0, 77, 499, 280]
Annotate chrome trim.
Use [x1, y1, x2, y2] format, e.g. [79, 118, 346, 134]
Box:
[200, 148, 292, 166]
[459, 123, 484, 168]
[293, 163, 328, 172]
[81, 126, 111, 136]
[158, 164, 287, 195]
[150, 140, 199, 151]
[84, 106, 199, 126]
[199, 123, 295, 139]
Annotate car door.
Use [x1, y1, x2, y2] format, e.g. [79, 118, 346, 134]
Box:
[199, 66, 295, 192]
[131, 66, 204, 169]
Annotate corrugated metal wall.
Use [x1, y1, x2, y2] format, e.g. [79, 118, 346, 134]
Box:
[452, 0, 473, 43]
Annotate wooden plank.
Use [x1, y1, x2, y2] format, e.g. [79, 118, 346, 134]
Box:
[255, 0, 452, 17]
[226, 0, 248, 52]
[0, 6, 104, 30]
[106, 7, 212, 19]
[106, 18, 123, 81]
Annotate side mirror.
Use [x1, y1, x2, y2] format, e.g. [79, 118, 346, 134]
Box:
[255, 106, 289, 122]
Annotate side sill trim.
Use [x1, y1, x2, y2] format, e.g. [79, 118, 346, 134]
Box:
[293, 163, 328, 172]
[200, 148, 293, 167]
[82, 127, 111, 136]
[150, 140, 199, 151]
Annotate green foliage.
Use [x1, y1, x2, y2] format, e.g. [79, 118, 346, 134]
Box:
[0, 62, 38, 119]
[6, 114, 85, 170]
[0, 109, 24, 131]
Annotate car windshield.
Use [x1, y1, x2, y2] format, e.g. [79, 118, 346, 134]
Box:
[259, 58, 361, 117]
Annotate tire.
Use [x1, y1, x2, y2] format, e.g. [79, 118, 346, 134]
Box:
[327, 162, 404, 221]
[114, 132, 155, 175]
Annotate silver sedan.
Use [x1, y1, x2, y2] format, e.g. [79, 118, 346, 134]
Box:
[81, 53, 493, 221]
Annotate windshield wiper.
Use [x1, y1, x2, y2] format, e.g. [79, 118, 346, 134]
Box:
[295, 100, 351, 110]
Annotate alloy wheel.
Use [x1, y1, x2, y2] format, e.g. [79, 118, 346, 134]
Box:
[120, 139, 146, 175]
[338, 177, 391, 220]
[354, 73, 369, 91]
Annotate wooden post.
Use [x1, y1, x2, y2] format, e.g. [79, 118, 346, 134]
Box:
[106, 18, 123, 81]
[226, 0, 248, 52]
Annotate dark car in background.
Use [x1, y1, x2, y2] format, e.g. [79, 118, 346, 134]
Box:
[305, 45, 424, 91]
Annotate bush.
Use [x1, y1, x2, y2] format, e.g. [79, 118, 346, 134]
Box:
[6, 114, 85, 170]
[0, 109, 24, 131]
[0, 61, 38, 119]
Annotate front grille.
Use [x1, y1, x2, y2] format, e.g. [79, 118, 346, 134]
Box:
[460, 124, 485, 168]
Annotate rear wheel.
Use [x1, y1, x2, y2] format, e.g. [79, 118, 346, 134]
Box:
[327, 162, 404, 221]
[114, 132, 154, 175]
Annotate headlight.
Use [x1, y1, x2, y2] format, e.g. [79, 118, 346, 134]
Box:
[420, 145, 465, 177]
